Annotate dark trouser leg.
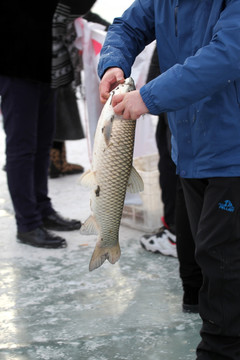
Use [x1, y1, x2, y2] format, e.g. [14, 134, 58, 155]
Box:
[0, 76, 56, 232]
[175, 177, 202, 305]
[181, 177, 240, 360]
[156, 114, 177, 227]
[35, 86, 56, 217]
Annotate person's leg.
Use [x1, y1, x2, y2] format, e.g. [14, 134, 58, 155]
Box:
[0, 76, 79, 247]
[156, 114, 177, 229]
[48, 84, 84, 179]
[49, 140, 84, 178]
[1, 77, 45, 232]
[49, 141, 63, 178]
[60, 142, 84, 176]
[175, 177, 202, 312]
[35, 83, 82, 230]
[181, 177, 240, 360]
[35, 83, 56, 217]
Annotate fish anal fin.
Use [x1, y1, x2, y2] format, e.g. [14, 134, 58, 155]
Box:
[89, 240, 121, 271]
[80, 215, 99, 235]
[127, 166, 144, 193]
[79, 169, 97, 188]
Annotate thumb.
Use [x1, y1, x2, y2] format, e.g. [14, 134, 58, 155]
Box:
[113, 69, 125, 84]
[116, 74, 125, 84]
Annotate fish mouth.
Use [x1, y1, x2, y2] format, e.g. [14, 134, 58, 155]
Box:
[110, 77, 136, 98]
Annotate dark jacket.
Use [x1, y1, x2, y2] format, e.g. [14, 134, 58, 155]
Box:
[0, 2, 58, 83]
[0, 1, 95, 84]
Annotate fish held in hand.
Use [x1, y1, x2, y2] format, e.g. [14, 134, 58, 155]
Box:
[80, 77, 144, 271]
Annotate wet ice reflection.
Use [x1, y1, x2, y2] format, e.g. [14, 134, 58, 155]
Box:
[0, 266, 18, 349]
[0, 235, 201, 360]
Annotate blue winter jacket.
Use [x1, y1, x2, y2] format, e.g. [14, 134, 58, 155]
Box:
[98, 0, 240, 179]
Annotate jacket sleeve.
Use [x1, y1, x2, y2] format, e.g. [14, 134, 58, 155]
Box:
[97, 0, 155, 79]
[140, 0, 240, 114]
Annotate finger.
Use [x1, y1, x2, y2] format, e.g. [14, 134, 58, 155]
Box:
[113, 101, 125, 116]
[111, 93, 124, 107]
[99, 82, 111, 103]
[99, 76, 125, 104]
[116, 76, 125, 84]
[122, 109, 131, 120]
[109, 76, 125, 92]
[123, 109, 138, 120]
[111, 68, 125, 84]
[100, 92, 109, 104]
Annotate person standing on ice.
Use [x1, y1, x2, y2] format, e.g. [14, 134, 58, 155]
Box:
[0, 1, 95, 248]
[98, 1, 240, 359]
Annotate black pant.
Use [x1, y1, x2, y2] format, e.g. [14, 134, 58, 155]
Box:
[175, 177, 203, 293]
[0, 76, 56, 232]
[181, 177, 240, 360]
[156, 113, 177, 227]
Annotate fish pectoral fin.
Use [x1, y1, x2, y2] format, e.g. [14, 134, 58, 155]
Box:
[79, 169, 97, 188]
[127, 166, 144, 193]
[89, 241, 121, 271]
[80, 215, 99, 235]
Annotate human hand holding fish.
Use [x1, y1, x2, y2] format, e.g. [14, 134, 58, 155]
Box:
[99, 67, 125, 103]
[99, 67, 149, 120]
[112, 90, 149, 120]
[80, 77, 144, 271]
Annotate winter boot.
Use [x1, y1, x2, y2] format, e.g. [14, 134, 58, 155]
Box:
[49, 148, 62, 178]
[60, 143, 84, 176]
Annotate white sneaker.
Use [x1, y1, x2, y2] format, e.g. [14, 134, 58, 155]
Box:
[140, 226, 177, 258]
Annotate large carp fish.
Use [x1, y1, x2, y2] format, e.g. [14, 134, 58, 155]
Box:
[80, 77, 144, 271]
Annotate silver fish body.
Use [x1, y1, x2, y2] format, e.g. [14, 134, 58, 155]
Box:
[80, 78, 144, 271]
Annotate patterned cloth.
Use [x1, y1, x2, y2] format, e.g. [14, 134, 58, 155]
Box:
[51, 2, 84, 89]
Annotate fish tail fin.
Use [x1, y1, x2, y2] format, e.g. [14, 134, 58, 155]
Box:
[89, 240, 121, 271]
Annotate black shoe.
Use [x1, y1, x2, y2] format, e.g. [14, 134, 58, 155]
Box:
[42, 211, 81, 231]
[17, 226, 67, 248]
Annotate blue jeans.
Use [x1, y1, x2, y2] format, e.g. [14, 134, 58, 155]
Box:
[0, 76, 56, 232]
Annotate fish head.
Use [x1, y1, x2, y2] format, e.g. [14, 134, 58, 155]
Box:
[93, 77, 136, 152]
[110, 77, 136, 98]
[124, 77, 136, 92]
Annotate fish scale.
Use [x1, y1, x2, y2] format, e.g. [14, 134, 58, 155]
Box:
[93, 120, 136, 235]
[80, 78, 144, 271]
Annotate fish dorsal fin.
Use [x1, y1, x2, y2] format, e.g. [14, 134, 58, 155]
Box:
[79, 169, 97, 188]
[80, 215, 99, 235]
[127, 166, 144, 193]
[102, 114, 114, 146]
